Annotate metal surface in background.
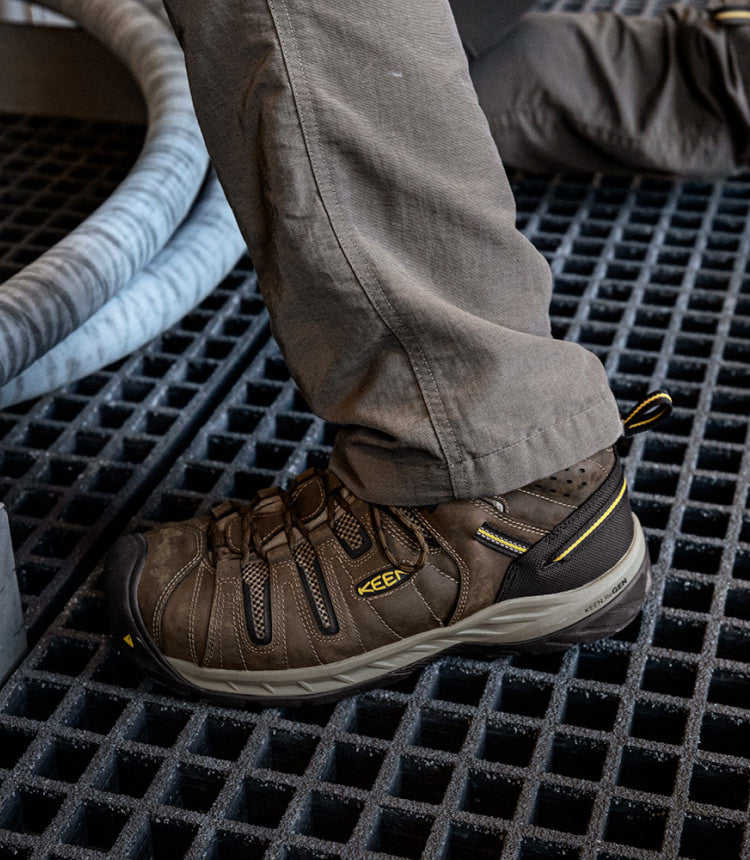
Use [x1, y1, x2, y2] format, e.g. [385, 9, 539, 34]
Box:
[0, 0, 749, 854]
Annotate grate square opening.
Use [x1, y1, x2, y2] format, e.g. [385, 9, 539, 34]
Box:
[663, 577, 714, 613]
[679, 814, 744, 860]
[132, 819, 198, 860]
[725, 587, 750, 621]
[21, 422, 62, 449]
[60, 496, 107, 527]
[696, 445, 741, 473]
[90, 465, 133, 494]
[95, 749, 161, 798]
[226, 407, 263, 434]
[147, 492, 202, 522]
[256, 729, 318, 775]
[653, 615, 706, 653]
[161, 763, 225, 814]
[72, 372, 109, 395]
[433, 665, 488, 706]
[98, 403, 133, 430]
[39, 459, 85, 487]
[163, 384, 197, 409]
[701, 713, 750, 757]
[690, 761, 749, 810]
[33, 736, 97, 783]
[295, 791, 363, 843]
[16, 561, 58, 596]
[547, 734, 607, 782]
[495, 676, 552, 718]
[575, 644, 630, 685]
[208, 830, 268, 860]
[0, 844, 30, 859]
[563, 688, 619, 731]
[61, 688, 126, 735]
[140, 410, 176, 436]
[631, 498, 671, 530]
[708, 668, 750, 709]
[322, 742, 384, 790]
[672, 540, 722, 575]
[367, 807, 433, 859]
[633, 466, 679, 498]
[230, 470, 275, 502]
[532, 784, 594, 835]
[114, 438, 155, 465]
[206, 434, 245, 464]
[0, 787, 63, 834]
[256, 441, 294, 470]
[36, 636, 97, 676]
[479, 721, 538, 767]
[12, 489, 60, 518]
[704, 418, 747, 444]
[347, 697, 406, 740]
[443, 823, 504, 860]
[617, 746, 678, 796]
[681, 507, 729, 539]
[275, 415, 313, 442]
[188, 715, 253, 761]
[390, 755, 453, 805]
[631, 700, 688, 745]
[64, 596, 109, 634]
[520, 839, 579, 859]
[0, 724, 34, 769]
[0, 451, 34, 479]
[179, 464, 223, 494]
[461, 768, 520, 819]
[31, 526, 83, 560]
[641, 656, 697, 698]
[643, 438, 686, 465]
[604, 799, 667, 851]
[280, 701, 336, 727]
[126, 702, 190, 748]
[119, 379, 154, 402]
[689, 476, 736, 506]
[3, 679, 68, 720]
[716, 624, 750, 663]
[413, 708, 470, 753]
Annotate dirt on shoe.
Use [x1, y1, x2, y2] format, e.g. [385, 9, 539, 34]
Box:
[105, 446, 650, 706]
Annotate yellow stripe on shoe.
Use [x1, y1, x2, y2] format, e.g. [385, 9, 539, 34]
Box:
[714, 9, 750, 24]
[554, 479, 628, 562]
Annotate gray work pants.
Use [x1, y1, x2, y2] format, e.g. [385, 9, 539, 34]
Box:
[162, 0, 749, 505]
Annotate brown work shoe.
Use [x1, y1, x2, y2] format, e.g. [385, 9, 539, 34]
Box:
[104, 392, 672, 705]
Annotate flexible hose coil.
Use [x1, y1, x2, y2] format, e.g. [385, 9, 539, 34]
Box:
[0, 0, 209, 386]
[0, 172, 247, 406]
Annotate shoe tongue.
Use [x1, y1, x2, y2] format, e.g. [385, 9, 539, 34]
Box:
[291, 474, 327, 523]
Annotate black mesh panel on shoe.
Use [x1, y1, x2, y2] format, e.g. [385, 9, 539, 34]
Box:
[241, 560, 272, 645]
[293, 542, 338, 634]
[331, 508, 371, 558]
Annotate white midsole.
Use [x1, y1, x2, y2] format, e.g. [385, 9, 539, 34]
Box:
[168, 516, 647, 698]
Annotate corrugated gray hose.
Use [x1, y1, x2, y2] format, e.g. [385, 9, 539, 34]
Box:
[0, 0, 246, 404]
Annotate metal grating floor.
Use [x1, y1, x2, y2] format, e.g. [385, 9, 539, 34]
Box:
[1, 5, 749, 856]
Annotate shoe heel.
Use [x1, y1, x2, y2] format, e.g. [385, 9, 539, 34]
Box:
[520, 550, 652, 654]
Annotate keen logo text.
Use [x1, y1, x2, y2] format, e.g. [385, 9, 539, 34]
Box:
[356, 568, 413, 596]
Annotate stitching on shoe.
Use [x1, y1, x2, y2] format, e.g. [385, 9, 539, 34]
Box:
[411, 580, 442, 624]
[517, 487, 577, 509]
[151, 525, 205, 648]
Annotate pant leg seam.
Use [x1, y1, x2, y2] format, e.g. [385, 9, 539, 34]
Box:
[267, 0, 467, 496]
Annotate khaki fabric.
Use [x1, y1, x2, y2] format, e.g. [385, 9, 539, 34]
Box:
[468, 4, 750, 177]
[162, 0, 747, 504]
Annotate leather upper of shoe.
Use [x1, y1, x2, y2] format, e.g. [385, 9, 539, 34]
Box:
[136, 447, 616, 671]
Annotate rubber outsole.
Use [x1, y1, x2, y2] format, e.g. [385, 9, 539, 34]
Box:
[104, 525, 652, 707]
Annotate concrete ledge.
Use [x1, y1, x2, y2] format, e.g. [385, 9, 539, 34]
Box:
[0, 21, 146, 122]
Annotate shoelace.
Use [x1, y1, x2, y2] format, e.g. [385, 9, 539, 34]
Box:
[216, 468, 429, 573]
